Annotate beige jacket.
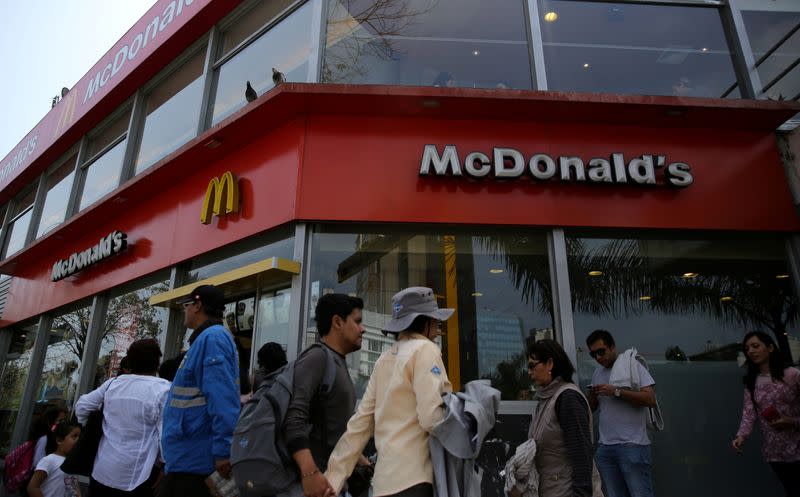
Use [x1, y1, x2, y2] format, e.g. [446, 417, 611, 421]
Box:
[325, 333, 452, 496]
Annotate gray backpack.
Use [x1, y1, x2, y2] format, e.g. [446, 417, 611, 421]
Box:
[231, 343, 337, 496]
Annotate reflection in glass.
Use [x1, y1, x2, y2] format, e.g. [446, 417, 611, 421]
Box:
[741, 9, 800, 100]
[35, 306, 90, 416]
[218, 0, 296, 57]
[211, 2, 312, 126]
[94, 281, 170, 388]
[85, 108, 132, 160]
[187, 229, 294, 282]
[135, 50, 205, 174]
[566, 234, 797, 496]
[308, 226, 552, 400]
[539, 0, 736, 98]
[0, 324, 37, 454]
[254, 288, 291, 354]
[37, 157, 77, 238]
[79, 138, 126, 211]
[4, 209, 33, 257]
[324, 0, 532, 90]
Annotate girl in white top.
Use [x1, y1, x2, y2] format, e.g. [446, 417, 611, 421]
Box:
[27, 421, 82, 497]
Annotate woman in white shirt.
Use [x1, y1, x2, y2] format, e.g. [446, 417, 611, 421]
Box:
[75, 339, 170, 497]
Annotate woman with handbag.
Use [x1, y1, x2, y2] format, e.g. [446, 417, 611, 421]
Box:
[524, 339, 600, 497]
[74, 339, 170, 497]
[731, 331, 800, 497]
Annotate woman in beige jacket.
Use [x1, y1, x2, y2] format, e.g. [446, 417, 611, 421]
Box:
[324, 287, 454, 497]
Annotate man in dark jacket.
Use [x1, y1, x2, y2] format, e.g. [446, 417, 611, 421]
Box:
[159, 285, 240, 497]
[284, 293, 366, 497]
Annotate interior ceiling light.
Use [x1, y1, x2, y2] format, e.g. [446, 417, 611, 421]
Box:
[776, 274, 790, 279]
[583, 63, 590, 69]
[588, 270, 603, 277]
[489, 268, 504, 274]
[471, 292, 483, 297]
[701, 47, 709, 52]
[682, 272, 698, 279]
[639, 296, 652, 301]
[472, 49, 480, 56]
[720, 296, 733, 302]
[544, 11, 558, 22]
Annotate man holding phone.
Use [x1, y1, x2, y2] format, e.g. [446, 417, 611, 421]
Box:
[586, 330, 657, 497]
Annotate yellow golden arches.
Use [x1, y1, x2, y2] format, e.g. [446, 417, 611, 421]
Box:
[53, 90, 77, 138]
[200, 171, 240, 224]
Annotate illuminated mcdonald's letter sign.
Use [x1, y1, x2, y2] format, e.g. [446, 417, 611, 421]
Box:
[201, 171, 240, 224]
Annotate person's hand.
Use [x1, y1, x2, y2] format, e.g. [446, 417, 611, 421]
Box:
[769, 416, 797, 432]
[302, 471, 334, 497]
[215, 459, 232, 479]
[592, 384, 616, 397]
[357, 454, 372, 467]
[731, 436, 744, 453]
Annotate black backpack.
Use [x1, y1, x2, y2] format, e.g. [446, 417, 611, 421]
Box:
[231, 343, 337, 496]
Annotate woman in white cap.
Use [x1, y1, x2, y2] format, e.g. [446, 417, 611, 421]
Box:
[324, 287, 454, 497]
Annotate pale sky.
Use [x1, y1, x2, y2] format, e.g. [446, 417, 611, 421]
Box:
[0, 1, 157, 161]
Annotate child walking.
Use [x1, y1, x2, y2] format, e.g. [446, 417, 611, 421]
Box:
[27, 421, 82, 497]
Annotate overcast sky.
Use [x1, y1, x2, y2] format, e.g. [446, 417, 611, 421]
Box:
[0, 1, 157, 161]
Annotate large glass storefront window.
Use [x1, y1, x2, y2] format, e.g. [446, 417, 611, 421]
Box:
[93, 280, 170, 388]
[0, 323, 37, 455]
[308, 225, 552, 399]
[324, 0, 532, 90]
[741, 3, 800, 100]
[538, 0, 736, 98]
[78, 108, 132, 211]
[210, 1, 312, 126]
[36, 153, 77, 238]
[566, 233, 798, 497]
[187, 227, 294, 282]
[33, 304, 91, 417]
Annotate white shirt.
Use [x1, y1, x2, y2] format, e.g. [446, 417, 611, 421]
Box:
[75, 375, 170, 491]
[35, 453, 80, 497]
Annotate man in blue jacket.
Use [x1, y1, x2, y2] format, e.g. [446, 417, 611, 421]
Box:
[158, 284, 240, 497]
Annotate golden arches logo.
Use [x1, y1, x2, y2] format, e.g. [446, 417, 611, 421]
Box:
[201, 171, 240, 224]
[53, 90, 77, 138]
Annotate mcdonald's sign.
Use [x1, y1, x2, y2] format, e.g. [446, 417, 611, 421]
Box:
[201, 171, 240, 224]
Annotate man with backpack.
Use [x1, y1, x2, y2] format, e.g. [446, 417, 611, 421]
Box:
[586, 329, 657, 497]
[159, 284, 240, 497]
[285, 293, 366, 497]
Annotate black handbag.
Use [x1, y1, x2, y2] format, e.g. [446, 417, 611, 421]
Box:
[61, 382, 109, 476]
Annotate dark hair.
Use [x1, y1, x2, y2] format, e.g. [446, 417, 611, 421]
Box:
[742, 331, 786, 405]
[118, 355, 131, 376]
[528, 339, 575, 383]
[126, 339, 162, 374]
[257, 342, 288, 374]
[158, 352, 184, 382]
[30, 406, 68, 441]
[405, 315, 432, 333]
[314, 294, 364, 336]
[45, 420, 80, 454]
[586, 329, 615, 348]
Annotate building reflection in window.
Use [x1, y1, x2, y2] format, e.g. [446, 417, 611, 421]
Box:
[308, 226, 552, 400]
[324, 0, 532, 90]
[566, 233, 797, 497]
[36, 154, 77, 238]
[0, 323, 37, 454]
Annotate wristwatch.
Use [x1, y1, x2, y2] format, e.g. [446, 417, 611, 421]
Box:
[614, 388, 622, 398]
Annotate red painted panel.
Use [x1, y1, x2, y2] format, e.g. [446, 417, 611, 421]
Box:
[1, 119, 303, 324]
[297, 114, 800, 232]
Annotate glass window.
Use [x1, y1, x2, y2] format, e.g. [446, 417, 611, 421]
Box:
[741, 7, 800, 100]
[211, 2, 313, 126]
[36, 154, 77, 238]
[566, 233, 798, 496]
[78, 138, 126, 211]
[324, 0, 532, 90]
[135, 49, 206, 174]
[4, 187, 37, 257]
[93, 280, 170, 388]
[85, 108, 132, 161]
[34, 304, 91, 415]
[538, 1, 737, 98]
[219, 0, 297, 56]
[254, 288, 291, 356]
[0, 324, 37, 455]
[308, 225, 552, 399]
[187, 227, 294, 282]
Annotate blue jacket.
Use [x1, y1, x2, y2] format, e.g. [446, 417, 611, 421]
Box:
[162, 322, 240, 474]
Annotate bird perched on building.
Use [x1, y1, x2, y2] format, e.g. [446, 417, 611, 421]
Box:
[245, 81, 257, 103]
[272, 68, 286, 86]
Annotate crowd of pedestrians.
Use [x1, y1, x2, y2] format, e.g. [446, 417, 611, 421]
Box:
[4, 283, 799, 497]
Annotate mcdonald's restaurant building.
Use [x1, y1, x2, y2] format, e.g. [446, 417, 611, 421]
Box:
[2, 1, 800, 496]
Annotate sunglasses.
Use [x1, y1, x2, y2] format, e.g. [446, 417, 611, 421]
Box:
[589, 347, 608, 359]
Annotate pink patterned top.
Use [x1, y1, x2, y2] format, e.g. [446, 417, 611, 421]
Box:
[736, 367, 800, 462]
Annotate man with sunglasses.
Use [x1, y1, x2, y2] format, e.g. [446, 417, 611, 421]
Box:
[586, 329, 657, 497]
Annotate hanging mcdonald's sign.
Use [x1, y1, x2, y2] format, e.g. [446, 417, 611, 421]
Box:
[201, 171, 240, 224]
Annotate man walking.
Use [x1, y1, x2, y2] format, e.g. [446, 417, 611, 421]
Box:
[284, 293, 366, 497]
[159, 285, 240, 496]
[586, 329, 657, 497]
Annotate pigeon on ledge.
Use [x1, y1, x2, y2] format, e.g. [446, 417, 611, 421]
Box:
[245, 81, 257, 103]
[272, 68, 286, 86]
